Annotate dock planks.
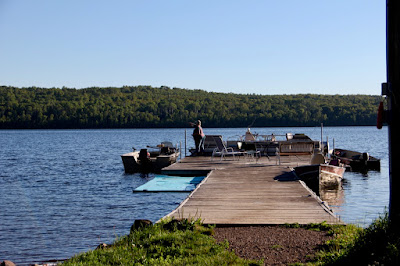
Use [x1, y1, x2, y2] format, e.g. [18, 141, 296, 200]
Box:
[162, 156, 342, 225]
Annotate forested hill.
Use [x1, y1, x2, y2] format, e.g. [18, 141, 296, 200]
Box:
[0, 86, 381, 129]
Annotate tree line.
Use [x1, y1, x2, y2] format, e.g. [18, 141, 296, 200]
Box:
[0, 85, 381, 129]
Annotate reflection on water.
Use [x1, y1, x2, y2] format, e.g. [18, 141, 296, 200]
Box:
[319, 167, 388, 227]
[320, 187, 345, 210]
[320, 186, 345, 221]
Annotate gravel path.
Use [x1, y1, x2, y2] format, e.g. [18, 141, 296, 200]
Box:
[213, 226, 332, 265]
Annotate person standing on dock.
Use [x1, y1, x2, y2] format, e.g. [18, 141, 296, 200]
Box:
[190, 120, 206, 155]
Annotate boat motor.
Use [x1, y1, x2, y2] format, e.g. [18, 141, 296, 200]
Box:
[160, 146, 171, 155]
[139, 149, 150, 161]
[138, 148, 151, 173]
[361, 152, 370, 166]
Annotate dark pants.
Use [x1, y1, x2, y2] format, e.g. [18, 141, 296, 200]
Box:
[194, 136, 206, 153]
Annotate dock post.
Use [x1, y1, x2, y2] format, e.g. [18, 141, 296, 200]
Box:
[326, 135, 329, 156]
[320, 123, 323, 147]
[185, 129, 187, 157]
[386, 0, 400, 227]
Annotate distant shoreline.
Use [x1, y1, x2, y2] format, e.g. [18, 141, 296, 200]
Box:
[1, 86, 381, 129]
[0, 125, 385, 130]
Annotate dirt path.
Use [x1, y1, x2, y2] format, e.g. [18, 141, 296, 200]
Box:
[213, 226, 331, 265]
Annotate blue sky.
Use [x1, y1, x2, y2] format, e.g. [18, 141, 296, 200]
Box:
[0, 0, 386, 95]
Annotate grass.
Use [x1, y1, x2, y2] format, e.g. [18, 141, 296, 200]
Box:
[63, 218, 261, 265]
[310, 212, 400, 265]
[270, 244, 283, 250]
[281, 214, 400, 265]
[64, 213, 400, 265]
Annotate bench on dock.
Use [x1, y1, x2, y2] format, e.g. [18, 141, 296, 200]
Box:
[277, 141, 315, 165]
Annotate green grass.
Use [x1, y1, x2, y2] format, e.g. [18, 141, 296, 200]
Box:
[309, 212, 400, 265]
[309, 223, 362, 265]
[64, 214, 400, 265]
[63, 218, 261, 265]
[282, 214, 400, 265]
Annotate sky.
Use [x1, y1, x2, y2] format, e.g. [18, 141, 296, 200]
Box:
[0, 0, 386, 95]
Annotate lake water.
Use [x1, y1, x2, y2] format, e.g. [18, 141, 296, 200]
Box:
[0, 126, 389, 264]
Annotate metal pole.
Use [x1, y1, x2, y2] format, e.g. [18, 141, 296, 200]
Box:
[326, 135, 329, 156]
[386, 0, 400, 225]
[185, 129, 187, 157]
[180, 141, 182, 160]
[320, 123, 323, 150]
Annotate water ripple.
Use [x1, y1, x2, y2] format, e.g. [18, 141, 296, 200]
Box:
[0, 127, 389, 264]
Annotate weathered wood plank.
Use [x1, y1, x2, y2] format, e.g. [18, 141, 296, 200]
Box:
[162, 156, 342, 225]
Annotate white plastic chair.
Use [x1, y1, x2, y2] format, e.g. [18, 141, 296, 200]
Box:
[211, 136, 245, 161]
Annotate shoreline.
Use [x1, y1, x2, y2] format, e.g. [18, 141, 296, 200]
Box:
[0, 125, 385, 131]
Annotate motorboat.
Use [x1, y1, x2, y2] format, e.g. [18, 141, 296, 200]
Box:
[294, 163, 345, 194]
[226, 129, 322, 156]
[331, 148, 380, 172]
[189, 135, 222, 156]
[189, 129, 322, 157]
[121, 141, 180, 173]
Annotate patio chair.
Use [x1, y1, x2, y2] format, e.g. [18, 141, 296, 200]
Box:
[211, 136, 245, 161]
[243, 143, 261, 162]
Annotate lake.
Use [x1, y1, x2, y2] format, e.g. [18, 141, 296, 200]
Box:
[0, 126, 389, 264]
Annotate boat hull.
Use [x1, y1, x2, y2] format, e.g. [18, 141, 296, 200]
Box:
[332, 148, 380, 172]
[294, 164, 345, 193]
[121, 151, 180, 174]
[319, 164, 345, 189]
[121, 152, 141, 173]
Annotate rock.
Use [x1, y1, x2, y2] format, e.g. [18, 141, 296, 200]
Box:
[95, 243, 108, 250]
[130, 219, 153, 232]
[1, 261, 16, 266]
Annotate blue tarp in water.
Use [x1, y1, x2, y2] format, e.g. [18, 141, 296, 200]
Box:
[134, 175, 205, 192]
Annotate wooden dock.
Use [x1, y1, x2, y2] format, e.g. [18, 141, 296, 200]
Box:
[162, 156, 341, 225]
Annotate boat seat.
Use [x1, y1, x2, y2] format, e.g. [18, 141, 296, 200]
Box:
[161, 141, 174, 148]
[311, 153, 325, 164]
[277, 142, 315, 165]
